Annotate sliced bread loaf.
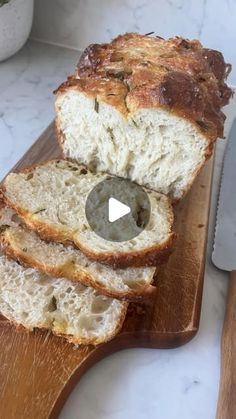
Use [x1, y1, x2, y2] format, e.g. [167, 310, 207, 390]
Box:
[0, 252, 127, 345]
[0, 206, 157, 300]
[2, 160, 175, 268]
[55, 33, 232, 200]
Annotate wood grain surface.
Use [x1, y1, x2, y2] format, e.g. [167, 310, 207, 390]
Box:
[216, 270, 236, 419]
[0, 122, 214, 419]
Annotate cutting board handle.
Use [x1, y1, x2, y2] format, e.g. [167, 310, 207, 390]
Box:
[216, 270, 236, 419]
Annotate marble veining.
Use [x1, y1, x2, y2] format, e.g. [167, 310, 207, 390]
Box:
[0, 39, 235, 419]
[0, 40, 79, 180]
[31, 0, 236, 85]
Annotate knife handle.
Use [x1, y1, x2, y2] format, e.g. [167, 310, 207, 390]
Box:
[216, 270, 236, 419]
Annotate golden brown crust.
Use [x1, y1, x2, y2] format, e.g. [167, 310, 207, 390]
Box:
[77, 233, 175, 269]
[55, 33, 233, 147]
[1, 189, 175, 269]
[0, 228, 158, 301]
[1, 158, 175, 268]
[0, 232, 128, 344]
[2, 192, 175, 268]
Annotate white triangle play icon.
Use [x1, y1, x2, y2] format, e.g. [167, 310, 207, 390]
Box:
[108, 197, 131, 223]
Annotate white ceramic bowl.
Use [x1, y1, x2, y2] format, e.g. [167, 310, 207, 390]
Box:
[0, 0, 34, 62]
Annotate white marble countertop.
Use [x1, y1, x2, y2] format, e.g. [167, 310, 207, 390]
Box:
[0, 40, 235, 419]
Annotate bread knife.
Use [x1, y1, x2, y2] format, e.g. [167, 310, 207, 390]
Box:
[212, 117, 236, 419]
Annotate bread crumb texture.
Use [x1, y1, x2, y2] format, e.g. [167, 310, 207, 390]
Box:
[3, 160, 174, 268]
[0, 206, 156, 300]
[0, 252, 127, 345]
[55, 33, 232, 200]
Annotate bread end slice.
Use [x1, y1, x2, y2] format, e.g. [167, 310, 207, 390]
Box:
[0, 252, 128, 345]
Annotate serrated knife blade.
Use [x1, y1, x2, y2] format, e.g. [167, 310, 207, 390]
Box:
[212, 117, 236, 271]
[212, 117, 236, 419]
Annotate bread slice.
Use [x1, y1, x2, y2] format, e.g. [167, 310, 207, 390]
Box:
[55, 33, 232, 201]
[0, 249, 128, 345]
[0, 206, 157, 300]
[2, 160, 175, 268]
[0, 251, 127, 345]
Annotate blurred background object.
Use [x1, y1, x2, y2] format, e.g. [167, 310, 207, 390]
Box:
[30, 0, 236, 85]
[0, 0, 34, 62]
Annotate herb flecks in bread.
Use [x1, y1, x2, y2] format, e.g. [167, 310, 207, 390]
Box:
[0, 206, 157, 300]
[55, 33, 232, 200]
[2, 160, 175, 268]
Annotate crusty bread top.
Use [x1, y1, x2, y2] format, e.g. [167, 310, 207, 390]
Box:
[56, 32, 232, 144]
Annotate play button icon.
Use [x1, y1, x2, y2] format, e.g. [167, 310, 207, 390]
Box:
[108, 198, 130, 223]
[85, 177, 151, 242]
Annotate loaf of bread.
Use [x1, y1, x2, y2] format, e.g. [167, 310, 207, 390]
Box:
[55, 33, 232, 200]
[0, 252, 127, 345]
[0, 206, 157, 300]
[2, 160, 174, 268]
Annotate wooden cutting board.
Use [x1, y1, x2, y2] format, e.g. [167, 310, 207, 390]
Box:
[0, 122, 214, 419]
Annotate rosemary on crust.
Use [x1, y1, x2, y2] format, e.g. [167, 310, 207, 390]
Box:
[94, 98, 99, 113]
